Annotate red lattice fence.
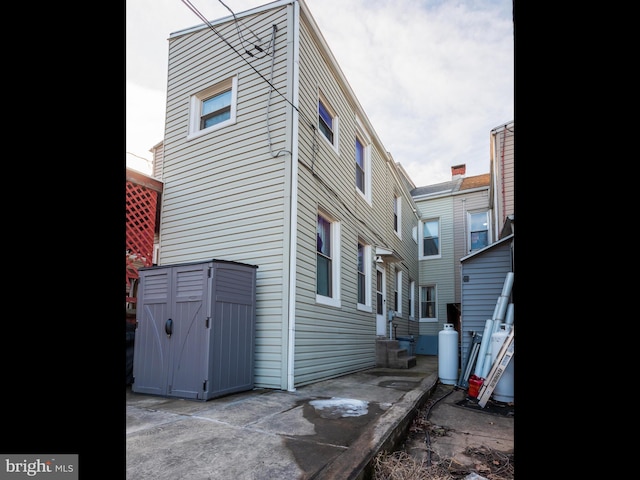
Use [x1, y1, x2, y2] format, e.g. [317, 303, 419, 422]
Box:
[126, 173, 162, 309]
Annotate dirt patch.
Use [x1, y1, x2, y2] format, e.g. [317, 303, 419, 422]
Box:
[373, 384, 514, 480]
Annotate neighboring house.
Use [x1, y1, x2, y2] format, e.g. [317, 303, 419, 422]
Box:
[459, 119, 515, 379]
[410, 165, 491, 354]
[125, 167, 163, 321]
[150, 0, 420, 391]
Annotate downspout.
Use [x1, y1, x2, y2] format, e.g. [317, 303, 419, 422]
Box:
[286, 0, 301, 392]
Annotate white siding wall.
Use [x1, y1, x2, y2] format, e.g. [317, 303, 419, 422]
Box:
[160, 5, 292, 389]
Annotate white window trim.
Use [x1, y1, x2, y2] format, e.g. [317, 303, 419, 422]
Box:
[395, 269, 403, 317]
[409, 280, 415, 321]
[318, 91, 339, 154]
[355, 116, 372, 204]
[188, 75, 238, 140]
[419, 284, 438, 323]
[356, 242, 372, 312]
[316, 210, 341, 308]
[467, 209, 491, 253]
[393, 195, 402, 240]
[419, 218, 441, 260]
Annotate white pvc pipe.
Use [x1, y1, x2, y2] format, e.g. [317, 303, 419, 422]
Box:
[505, 303, 514, 326]
[501, 272, 514, 297]
[494, 295, 509, 323]
[473, 319, 494, 377]
[480, 319, 503, 378]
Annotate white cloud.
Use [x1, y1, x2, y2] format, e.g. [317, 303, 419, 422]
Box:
[126, 0, 513, 185]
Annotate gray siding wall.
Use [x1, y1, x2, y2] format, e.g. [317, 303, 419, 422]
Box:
[459, 239, 513, 371]
[414, 196, 454, 336]
[160, 5, 292, 389]
[452, 189, 490, 302]
[292, 13, 418, 386]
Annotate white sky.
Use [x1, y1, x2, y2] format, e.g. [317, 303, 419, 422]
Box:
[126, 0, 513, 186]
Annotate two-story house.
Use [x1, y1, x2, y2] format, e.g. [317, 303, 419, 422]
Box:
[144, 0, 420, 392]
[409, 165, 491, 355]
[458, 120, 514, 377]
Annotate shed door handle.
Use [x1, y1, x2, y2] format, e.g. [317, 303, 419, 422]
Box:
[165, 318, 173, 337]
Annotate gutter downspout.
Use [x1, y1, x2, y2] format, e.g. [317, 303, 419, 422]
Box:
[286, 0, 301, 392]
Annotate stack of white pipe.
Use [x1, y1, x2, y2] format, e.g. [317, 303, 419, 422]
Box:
[473, 272, 514, 379]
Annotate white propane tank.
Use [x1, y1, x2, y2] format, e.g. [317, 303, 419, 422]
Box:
[490, 323, 514, 403]
[438, 324, 459, 385]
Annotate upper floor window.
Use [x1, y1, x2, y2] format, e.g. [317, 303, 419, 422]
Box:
[318, 95, 338, 149]
[421, 219, 440, 258]
[316, 210, 341, 307]
[354, 118, 372, 202]
[469, 211, 490, 252]
[420, 285, 437, 321]
[355, 138, 365, 191]
[393, 195, 401, 238]
[188, 76, 238, 139]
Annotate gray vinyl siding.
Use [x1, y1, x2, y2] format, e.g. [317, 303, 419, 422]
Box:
[459, 236, 513, 372]
[159, 5, 292, 389]
[452, 189, 490, 301]
[291, 13, 418, 387]
[156, 0, 419, 390]
[415, 196, 455, 336]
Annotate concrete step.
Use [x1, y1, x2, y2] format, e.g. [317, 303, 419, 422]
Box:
[388, 350, 417, 369]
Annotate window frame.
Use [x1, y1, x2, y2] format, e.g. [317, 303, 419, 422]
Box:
[409, 279, 415, 321]
[393, 194, 402, 239]
[419, 285, 437, 322]
[188, 76, 238, 139]
[316, 210, 341, 307]
[356, 240, 372, 312]
[420, 218, 441, 259]
[468, 210, 491, 253]
[318, 93, 339, 152]
[355, 117, 372, 203]
[394, 268, 403, 317]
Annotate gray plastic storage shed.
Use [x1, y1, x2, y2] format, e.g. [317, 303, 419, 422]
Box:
[132, 259, 258, 401]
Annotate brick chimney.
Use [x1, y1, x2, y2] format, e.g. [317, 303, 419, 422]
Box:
[451, 164, 466, 178]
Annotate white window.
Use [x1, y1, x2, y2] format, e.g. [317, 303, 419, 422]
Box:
[355, 117, 372, 203]
[393, 195, 402, 238]
[394, 269, 403, 316]
[188, 76, 238, 139]
[357, 240, 372, 311]
[316, 210, 341, 307]
[318, 93, 338, 151]
[409, 279, 415, 320]
[420, 218, 440, 258]
[420, 285, 437, 322]
[468, 210, 490, 252]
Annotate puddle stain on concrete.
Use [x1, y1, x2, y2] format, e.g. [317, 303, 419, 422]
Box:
[283, 397, 386, 477]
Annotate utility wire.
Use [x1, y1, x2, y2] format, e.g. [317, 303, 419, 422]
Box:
[180, 0, 317, 130]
